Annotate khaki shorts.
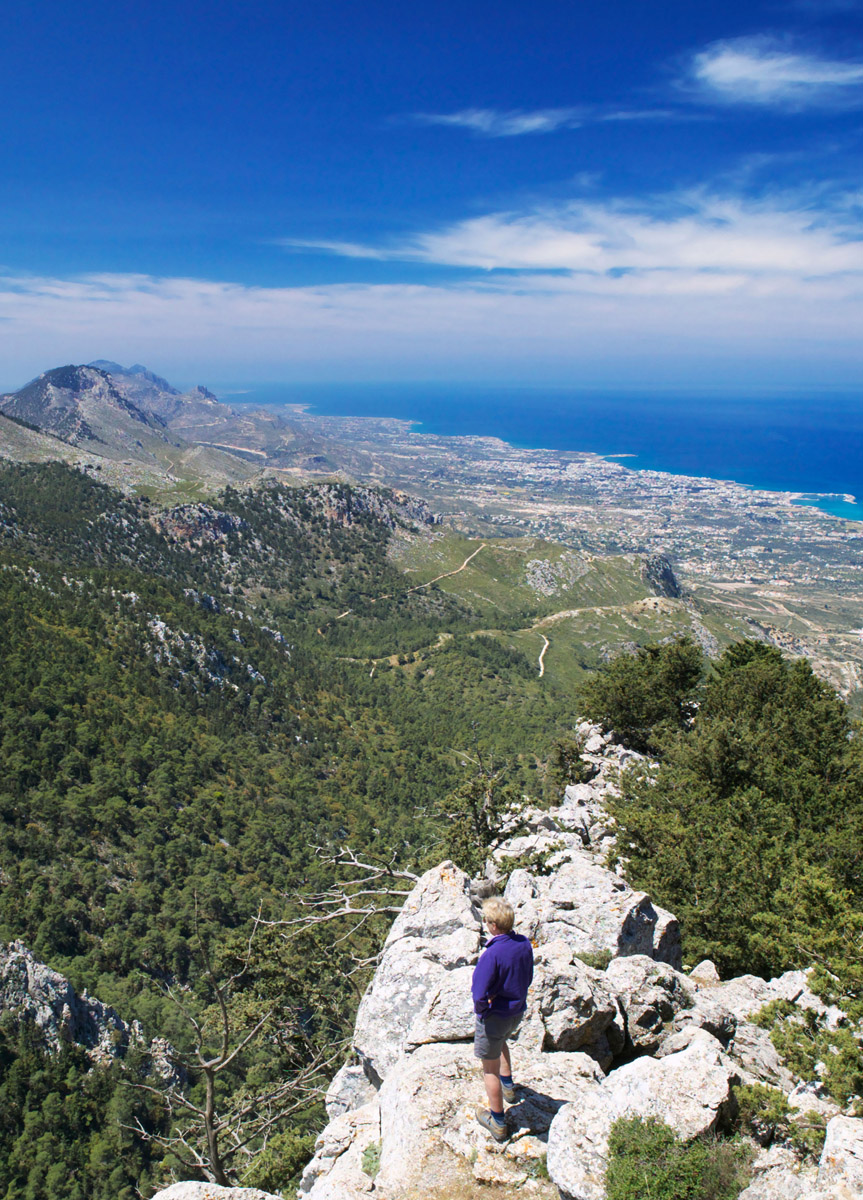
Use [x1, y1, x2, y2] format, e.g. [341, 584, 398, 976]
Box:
[473, 1010, 524, 1060]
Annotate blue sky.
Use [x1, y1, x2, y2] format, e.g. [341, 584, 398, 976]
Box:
[2, 0, 863, 388]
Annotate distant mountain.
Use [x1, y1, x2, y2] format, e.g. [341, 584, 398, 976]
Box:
[0, 364, 161, 445]
[0, 364, 259, 491]
[92, 360, 238, 425]
[0, 360, 407, 495]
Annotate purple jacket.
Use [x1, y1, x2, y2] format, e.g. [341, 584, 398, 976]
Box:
[471, 932, 534, 1018]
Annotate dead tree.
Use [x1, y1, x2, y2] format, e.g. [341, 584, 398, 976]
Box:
[126, 918, 345, 1186]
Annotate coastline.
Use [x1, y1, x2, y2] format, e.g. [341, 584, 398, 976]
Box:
[230, 387, 863, 526]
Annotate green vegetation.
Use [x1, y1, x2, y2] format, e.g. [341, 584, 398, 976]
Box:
[361, 1140, 382, 1178]
[586, 638, 863, 980]
[751, 1001, 863, 1114]
[579, 636, 704, 754]
[0, 462, 575, 1195]
[605, 1116, 752, 1200]
[584, 637, 863, 1103]
[0, 1026, 166, 1200]
[735, 1082, 826, 1158]
[436, 750, 526, 876]
[2, 461, 862, 1195]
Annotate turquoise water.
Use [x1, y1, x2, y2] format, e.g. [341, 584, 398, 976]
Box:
[229, 383, 863, 523]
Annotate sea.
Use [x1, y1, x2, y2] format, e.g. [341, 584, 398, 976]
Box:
[228, 384, 863, 523]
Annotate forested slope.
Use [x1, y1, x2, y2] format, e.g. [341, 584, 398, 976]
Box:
[0, 463, 575, 1198]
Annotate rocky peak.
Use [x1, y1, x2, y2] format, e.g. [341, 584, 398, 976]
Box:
[90, 360, 181, 396]
[0, 940, 182, 1083]
[188, 385, 220, 403]
[0, 939, 137, 1062]
[299, 722, 862, 1200]
[640, 553, 683, 599]
[0, 364, 161, 444]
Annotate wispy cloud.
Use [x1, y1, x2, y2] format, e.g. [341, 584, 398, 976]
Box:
[685, 36, 863, 108]
[412, 106, 678, 137]
[289, 187, 863, 277]
[3, 186, 863, 386]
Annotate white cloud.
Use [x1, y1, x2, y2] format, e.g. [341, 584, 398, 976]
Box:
[296, 189, 863, 276]
[413, 107, 586, 136]
[687, 36, 863, 107]
[412, 106, 678, 137]
[2, 187, 863, 386]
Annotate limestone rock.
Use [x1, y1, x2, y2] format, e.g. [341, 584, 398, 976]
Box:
[504, 860, 682, 969]
[405, 965, 475, 1048]
[546, 1031, 740, 1200]
[715, 970, 845, 1028]
[817, 1115, 863, 1197]
[152, 1186, 282, 1200]
[787, 1081, 841, 1123]
[375, 1041, 603, 1195]
[0, 939, 138, 1063]
[529, 940, 624, 1068]
[690, 959, 721, 983]
[352, 862, 481, 1083]
[299, 1100, 380, 1198]
[726, 1023, 795, 1091]
[737, 1145, 818, 1200]
[325, 1063, 378, 1119]
[605, 954, 696, 1054]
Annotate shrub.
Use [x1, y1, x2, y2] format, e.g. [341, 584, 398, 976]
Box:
[548, 732, 599, 786]
[605, 1115, 752, 1200]
[735, 1083, 826, 1159]
[752, 1000, 863, 1115]
[361, 1139, 382, 1178]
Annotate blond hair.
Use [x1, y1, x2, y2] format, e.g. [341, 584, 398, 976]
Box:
[482, 897, 514, 933]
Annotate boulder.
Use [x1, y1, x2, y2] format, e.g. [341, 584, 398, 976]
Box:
[504, 860, 682, 969]
[528, 940, 625, 1068]
[325, 1062, 378, 1119]
[546, 1030, 740, 1200]
[605, 954, 696, 1054]
[817, 1115, 863, 1197]
[690, 959, 721, 983]
[152, 1187, 282, 1200]
[736, 1145, 818, 1200]
[725, 1023, 795, 1091]
[299, 1100, 380, 1198]
[352, 863, 481, 1083]
[375, 1041, 603, 1195]
[405, 965, 475, 1048]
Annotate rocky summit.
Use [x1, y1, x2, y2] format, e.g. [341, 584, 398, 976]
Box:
[297, 724, 863, 1200]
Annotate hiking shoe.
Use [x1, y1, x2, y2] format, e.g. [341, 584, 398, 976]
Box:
[477, 1109, 508, 1142]
[501, 1081, 517, 1104]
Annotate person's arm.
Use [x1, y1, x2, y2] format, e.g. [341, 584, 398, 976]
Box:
[471, 949, 499, 1014]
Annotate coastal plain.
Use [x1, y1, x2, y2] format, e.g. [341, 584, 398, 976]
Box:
[285, 407, 863, 706]
[3, 362, 863, 706]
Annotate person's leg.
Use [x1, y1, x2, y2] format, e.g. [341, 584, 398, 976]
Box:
[500, 1040, 512, 1079]
[481, 1056, 503, 1113]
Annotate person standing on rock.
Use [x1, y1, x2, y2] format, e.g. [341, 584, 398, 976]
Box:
[472, 896, 534, 1142]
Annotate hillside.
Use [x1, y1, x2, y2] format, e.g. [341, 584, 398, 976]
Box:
[0, 365, 258, 497]
[0, 461, 861, 1198]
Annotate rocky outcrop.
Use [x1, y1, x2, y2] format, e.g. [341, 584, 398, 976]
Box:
[817, 1115, 863, 1196]
[505, 858, 681, 969]
[352, 862, 481, 1084]
[0, 940, 182, 1083]
[152, 1186, 282, 1200]
[641, 553, 683, 599]
[547, 1031, 740, 1200]
[300, 722, 861, 1200]
[0, 939, 137, 1063]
